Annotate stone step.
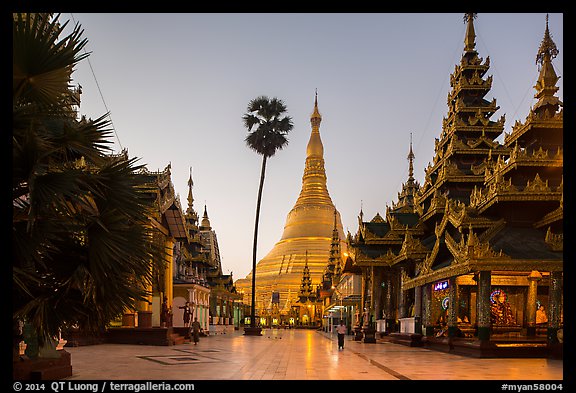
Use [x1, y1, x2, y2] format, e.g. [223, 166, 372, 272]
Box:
[31, 365, 73, 380]
[169, 333, 187, 345]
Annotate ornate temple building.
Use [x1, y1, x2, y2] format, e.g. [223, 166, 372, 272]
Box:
[235, 94, 348, 325]
[347, 13, 563, 356]
[348, 137, 425, 341]
[199, 204, 243, 331]
[173, 170, 242, 333]
[172, 170, 212, 332]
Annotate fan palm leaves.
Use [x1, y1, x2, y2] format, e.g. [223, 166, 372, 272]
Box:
[13, 13, 165, 345]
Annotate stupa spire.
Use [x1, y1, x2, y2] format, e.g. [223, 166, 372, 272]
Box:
[536, 14, 559, 67]
[533, 14, 561, 113]
[408, 132, 415, 181]
[285, 91, 335, 239]
[464, 13, 477, 52]
[310, 88, 322, 129]
[307, 89, 324, 158]
[201, 204, 211, 229]
[186, 167, 194, 212]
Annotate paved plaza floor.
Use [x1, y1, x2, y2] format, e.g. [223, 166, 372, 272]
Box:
[63, 328, 565, 383]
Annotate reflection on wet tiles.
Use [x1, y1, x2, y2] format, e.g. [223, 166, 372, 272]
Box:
[65, 330, 562, 380]
[137, 354, 221, 365]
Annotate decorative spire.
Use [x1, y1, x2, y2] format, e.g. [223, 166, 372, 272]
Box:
[536, 14, 559, 67]
[464, 13, 477, 52]
[186, 167, 194, 212]
[310, 88, 322, 129]
[201, 204, 211, 229]
[408, 132, 415, 181]
[328, 209, 342, 286]
[299, 251, 313, 300]
[288, 90, 332, 220]
[533, 14, 561, 112]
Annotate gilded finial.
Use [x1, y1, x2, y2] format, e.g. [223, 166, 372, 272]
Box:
[464, 13, 477, 52]
[311, 89, 322, 128]
[187, 166, 195, 211]
[533, 14, 561, 107]
[408, 132, 415, 180]
[536, 13, 559, 67]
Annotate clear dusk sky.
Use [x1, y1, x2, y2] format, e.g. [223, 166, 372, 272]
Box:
[63, 13, 563, 280]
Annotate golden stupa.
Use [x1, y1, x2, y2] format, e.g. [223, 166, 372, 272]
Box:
[235, 93, 347, 316]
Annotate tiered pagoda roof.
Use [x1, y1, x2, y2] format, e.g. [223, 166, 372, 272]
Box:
[470, 14, 563, 227]
[402, 14, 563, 289]
[416, 13, 509, 226]
[349, 139, 426, 269]
[298, 251, 317, 303]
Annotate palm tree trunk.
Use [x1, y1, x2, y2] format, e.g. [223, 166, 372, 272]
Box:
[251, 154, 267, 328]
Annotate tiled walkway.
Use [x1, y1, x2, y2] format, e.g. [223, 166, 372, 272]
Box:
[64, 328, 564, 381]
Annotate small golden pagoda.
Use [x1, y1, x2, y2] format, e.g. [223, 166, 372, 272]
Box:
[235, 93, 348, 324]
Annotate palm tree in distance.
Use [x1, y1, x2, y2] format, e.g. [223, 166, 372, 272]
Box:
[242, 96, 293, 334]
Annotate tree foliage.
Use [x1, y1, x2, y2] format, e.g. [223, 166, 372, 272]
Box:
[12, 13, 165, 344]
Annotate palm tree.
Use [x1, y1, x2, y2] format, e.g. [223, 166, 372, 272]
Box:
[242, 96, 293, 333]
[12, 13, 165, 356]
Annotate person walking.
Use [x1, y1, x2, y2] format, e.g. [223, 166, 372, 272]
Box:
[336, 320, 347, 350]
[191, 317, 202, 345]
[179, 301, 192, 327]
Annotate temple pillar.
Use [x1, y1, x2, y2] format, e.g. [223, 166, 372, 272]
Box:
[373, 267, 383, 326]
[384, 270, 395, 332]
[398, 267, 408, 319]
[526, 270, 542, 337]
[423, 283, 433, 336]
[547, 271, 562, 345]
[414, 285, 423, 335]
[362, 266, 376, 343]
[476, 271, 491, 341]
[447, 276, 458, 337]
[164, 237, 174, 308]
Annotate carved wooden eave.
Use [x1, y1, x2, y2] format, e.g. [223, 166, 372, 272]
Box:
[425, 155, 443, 179]
[470, 172, 562, 212]
[504, 108, 563, 146]
[450, 72, 493, 98]
[438, 118, 504, 153]
[392, 231, 430, 266]
[449, 227, 511, 263]
[149, 215, 170, 237]
[483, 145, 563, 185]
[405, 219, 563, 290]
[406, 261, 471, 289]
[361, 228, 402, 244]
[544, 226, 563, 251]
[139, 163, 172, 190]
[476, 218, 507, 243]
[454, 98, 499, 116]
[421, 234, 441, 275]
[534, 203, 563, 229]
[363, 236, 402, 246]
[460, 53, 490, 68]
[403, 256, 563, 290]
[418, 197, 446, 224]
[450, 56, 490, 85]
[351, 247, 397, 268]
